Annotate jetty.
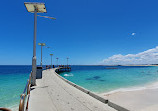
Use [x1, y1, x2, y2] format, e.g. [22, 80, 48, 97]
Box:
[56, 65, 71, 72]
[27, 68, 116, 111]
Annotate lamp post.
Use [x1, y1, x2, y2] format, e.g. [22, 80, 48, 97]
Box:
[67, 57, 69, 66]
[38, 43, 45, 66]
[56, 58, 59, 66]
[50, 54, 53, 68]
[24, 2, 56, 85]
[24, 2, 46, 86]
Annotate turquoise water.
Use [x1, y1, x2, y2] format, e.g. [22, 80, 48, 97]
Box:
[60, 66, 158, 93]
[0, 65, 31, 110]
[1, 65, 158, 110]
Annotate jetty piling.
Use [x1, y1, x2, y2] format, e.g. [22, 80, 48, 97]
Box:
[56, 65, 71, 72]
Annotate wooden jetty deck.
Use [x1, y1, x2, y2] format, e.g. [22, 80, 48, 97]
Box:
[28, 68, 116, 111]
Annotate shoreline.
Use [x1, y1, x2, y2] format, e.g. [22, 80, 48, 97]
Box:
[62, 73, 158, 96]
[100, 80, 158, 97]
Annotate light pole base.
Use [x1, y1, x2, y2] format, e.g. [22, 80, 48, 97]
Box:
[31, 56, 37, 86]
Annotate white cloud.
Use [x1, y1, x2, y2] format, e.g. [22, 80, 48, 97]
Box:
[131, 32, 136, 36]
[102, 46, 158, 65]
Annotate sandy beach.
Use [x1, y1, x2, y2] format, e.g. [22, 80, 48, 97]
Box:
[101, 83, 158, 111]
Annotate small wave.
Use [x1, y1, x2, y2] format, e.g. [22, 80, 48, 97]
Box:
[103, 87, 146, 95]
[102, 81, 158, 96]
[64, 73, 73, 77]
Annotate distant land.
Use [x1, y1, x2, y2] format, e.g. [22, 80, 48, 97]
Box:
[120, 64, 158, 66]
[70, 64, 158, 66]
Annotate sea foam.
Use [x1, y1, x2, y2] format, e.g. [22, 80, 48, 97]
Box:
[64, 73, 74, 77]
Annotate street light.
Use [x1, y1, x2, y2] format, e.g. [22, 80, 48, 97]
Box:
[50, 54, 53, 68]
[24, 2, 56, 85]
[56, 58, 59, 66]
[24, 2, 46, 86]
[67, 57, 69, 66]
[38, 43, 45, 66]
[37, 15, 56, 20]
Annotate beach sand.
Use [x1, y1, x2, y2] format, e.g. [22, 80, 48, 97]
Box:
[101, 87, 158, 111]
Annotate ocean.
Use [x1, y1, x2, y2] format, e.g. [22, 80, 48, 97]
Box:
[1, 65, 158, 110]
[60, 66, 158, 93]
[0, 65, 31, 110]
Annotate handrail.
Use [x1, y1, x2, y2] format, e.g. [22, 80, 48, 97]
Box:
[0, 107, 12, 111]
[19, 72, 32, 111]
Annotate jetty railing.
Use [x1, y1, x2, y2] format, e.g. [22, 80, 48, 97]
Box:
[0, 107, 11, 111]
[19, 72, 32, 111]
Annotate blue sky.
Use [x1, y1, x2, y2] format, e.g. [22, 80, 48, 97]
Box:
[1, 0, 158, 65]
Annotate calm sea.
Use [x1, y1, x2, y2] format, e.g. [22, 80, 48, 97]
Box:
[1, 65, 158, 110]
[0, 65, 31, 110]
[60, 66, 158, 93]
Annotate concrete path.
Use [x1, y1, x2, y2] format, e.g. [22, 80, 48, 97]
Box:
[28, 69, 116, 111]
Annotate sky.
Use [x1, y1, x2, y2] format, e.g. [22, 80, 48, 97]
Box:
[1, 0, 158, 65]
